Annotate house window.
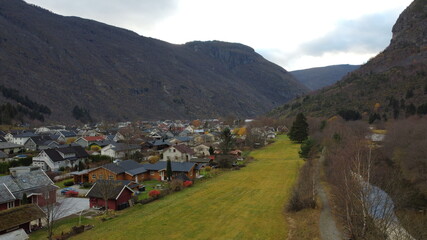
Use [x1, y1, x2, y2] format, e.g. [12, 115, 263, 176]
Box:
[109, 175, 114, 180]
[150, 171, 155, 176]
[99, 174, 104, 179]
[7, 201, 15, 209]
[92, 174, 96, 179]
[173, 149, 176, 153]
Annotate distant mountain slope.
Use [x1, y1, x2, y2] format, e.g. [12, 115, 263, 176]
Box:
[290, 64, 360, 90]
[271, 0, 427, 119]
[0, 0, 308, 122]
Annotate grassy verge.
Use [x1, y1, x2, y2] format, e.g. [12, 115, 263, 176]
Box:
[31, 135, 303, 240]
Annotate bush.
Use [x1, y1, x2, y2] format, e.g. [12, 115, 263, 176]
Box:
[168, 179, 183, 192]
[148, 190, 161, 198]
[204, 166, 212, 172]
[183, 181, 192, 187]
[63, 180, 74, 187]
[82, 182, 93, 188]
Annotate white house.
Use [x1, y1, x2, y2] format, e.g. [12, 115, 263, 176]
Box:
[32, 146, 89, 171]
[162, 144, 195, 162]
[100, 143, 141, 159]
[192, 144, 210, 157]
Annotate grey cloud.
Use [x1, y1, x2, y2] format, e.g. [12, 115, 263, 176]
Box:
[300, 10, 401, 56]
[26, 0, 178, 30]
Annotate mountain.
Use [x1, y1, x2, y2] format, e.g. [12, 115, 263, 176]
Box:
[0, 0, 308, 123]
[290, 64, 360, 91]
[271, 0, 427, 119]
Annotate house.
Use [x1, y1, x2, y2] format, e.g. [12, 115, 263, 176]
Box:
[162, 144, 195, 162]
[0, 204, 45, 235]
[75, 136, 106, 148]
[52, 130, 77, 143]
[142, 139, 171, 151]
[32, 146, 89, 171]
[87, 160, 147, 183]
[86, 180, 134, 211]
[0, 142, 24, 155]
[70, 167, 98, 184]
[23, 136, 58, 151]
[142, 161, 197, 181]
[8, 132, 38, 145]
[192, 144, 210, 157]
[100, 143, 141, 159]
[0, 167, 58, 211]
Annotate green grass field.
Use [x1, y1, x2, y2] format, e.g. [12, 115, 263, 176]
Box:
[32, 135, 303, 240]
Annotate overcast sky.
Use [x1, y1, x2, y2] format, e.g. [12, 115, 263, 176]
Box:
[25, 0, 412, 71]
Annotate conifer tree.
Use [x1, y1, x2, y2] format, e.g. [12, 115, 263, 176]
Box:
[166, 159, 172, 181]
[288, 113, 308, 143]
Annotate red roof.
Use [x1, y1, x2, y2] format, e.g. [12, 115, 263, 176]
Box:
[83, 136, 105, 142]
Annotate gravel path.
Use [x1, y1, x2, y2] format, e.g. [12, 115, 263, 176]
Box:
[317, 154, 343, 240]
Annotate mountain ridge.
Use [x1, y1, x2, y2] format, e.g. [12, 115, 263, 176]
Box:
[0, 0, 308, 123]
[290, 64, 360, 91]
[271, 0, 427, 119]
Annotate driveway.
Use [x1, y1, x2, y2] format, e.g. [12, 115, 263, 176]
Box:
[53, 197, 89, 220]
[56, 184, 90, 198]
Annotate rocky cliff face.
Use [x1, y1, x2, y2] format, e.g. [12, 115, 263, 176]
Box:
[0, 0, 308, 122]
[271, 0, 427, 119]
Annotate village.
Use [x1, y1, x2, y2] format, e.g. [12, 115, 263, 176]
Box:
[0, 119, 279, 239]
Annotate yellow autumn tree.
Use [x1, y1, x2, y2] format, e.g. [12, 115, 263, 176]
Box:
[191, 120, 201, 128]
[374, 103, 381, 112]
[237, 127, 247, 136]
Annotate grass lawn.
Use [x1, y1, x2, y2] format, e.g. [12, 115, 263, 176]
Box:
[54, 178, 74, 189]
[32, 135, 303, 240]
[137, 180, 166, 200]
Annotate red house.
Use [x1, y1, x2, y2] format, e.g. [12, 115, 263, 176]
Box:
[85, 180, 134, 211]
[0, 167, 58, 211]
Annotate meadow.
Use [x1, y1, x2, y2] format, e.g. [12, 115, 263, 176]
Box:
[32, 135, 304, 240]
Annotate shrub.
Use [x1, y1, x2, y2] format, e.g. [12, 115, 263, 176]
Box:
[148, 190, 161, 198]
[82, 182, 93, 188]
[204, 166, 212, 172]
[183, 181, 192, 187]
[168, 179, 183, 192]
[63, 180, 74, 187]
[148, 155, 160, 164]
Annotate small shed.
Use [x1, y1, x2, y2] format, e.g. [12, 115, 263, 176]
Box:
[85, 180, 134, 211]
[0, 204, 45, 235]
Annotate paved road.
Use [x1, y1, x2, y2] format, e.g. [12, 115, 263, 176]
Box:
[317, 153, 343, 240]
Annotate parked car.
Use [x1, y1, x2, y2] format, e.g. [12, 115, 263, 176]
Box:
[61, 187, 77, 195]
[65, 190, 79, 197]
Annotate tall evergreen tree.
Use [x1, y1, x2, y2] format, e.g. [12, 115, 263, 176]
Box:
[288, 113, 308, 143]
[166, 159, 172, 181]
[219, 127, 235, 154]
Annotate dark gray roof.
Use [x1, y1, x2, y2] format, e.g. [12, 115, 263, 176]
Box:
[13, 132, 37, 138]
[0, 170, 55, 201]
[27, 136, 53, 146]
[149, 140, 171, 146]
[109, 143, 140, 152]
[0, 142, 23, 150]
[0, 184, 15, 204]
[86, 180, 134, 199]
[0, 136, 7, 142]
[142, 161, 196, 172]
[57, 131, 76, 137]
[190, 158, 212, 163]
[126, 166, 147, 176]
[44, 146, 89, 162]
[102, 160, 146, 176]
